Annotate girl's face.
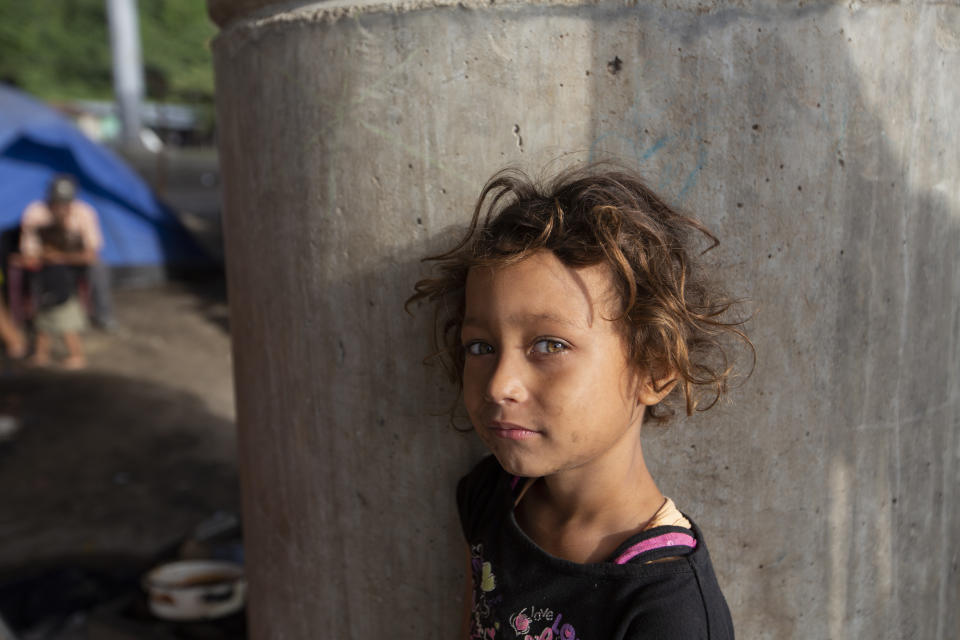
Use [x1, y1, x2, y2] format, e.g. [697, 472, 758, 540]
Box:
[461, 250, 650, 479]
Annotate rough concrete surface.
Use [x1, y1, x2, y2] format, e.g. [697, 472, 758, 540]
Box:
[211, 1, 960, 637]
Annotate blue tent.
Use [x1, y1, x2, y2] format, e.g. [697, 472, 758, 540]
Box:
[0, 85, 210, 268]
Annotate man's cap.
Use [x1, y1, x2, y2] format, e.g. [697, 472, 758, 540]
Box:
[48, 175, 77, 203]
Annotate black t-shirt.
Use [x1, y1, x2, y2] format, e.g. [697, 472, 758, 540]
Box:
[36, 224, 83, 309]
[457, 455, 735, 639]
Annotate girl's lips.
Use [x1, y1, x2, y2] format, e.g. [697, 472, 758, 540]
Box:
[488, 421, 541, 440]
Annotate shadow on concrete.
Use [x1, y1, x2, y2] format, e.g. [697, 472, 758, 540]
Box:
[0, 369, 240, 570]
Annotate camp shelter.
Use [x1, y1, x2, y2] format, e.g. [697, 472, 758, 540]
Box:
[0, 84, 211, 280]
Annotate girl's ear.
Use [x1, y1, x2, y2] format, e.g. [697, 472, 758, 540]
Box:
[638, 371, 678, 407]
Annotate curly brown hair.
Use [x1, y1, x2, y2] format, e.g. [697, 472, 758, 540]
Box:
[408, 164, 753, 423]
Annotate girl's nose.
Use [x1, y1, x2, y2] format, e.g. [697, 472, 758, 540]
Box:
[484, 352, 529, 404]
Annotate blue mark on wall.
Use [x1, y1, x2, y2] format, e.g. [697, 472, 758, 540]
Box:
[589, 112, 710, 204]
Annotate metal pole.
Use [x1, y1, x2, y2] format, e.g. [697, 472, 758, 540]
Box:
[105, 0, 144, 149]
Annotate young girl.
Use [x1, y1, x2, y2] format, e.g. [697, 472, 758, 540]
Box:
[411, 165, 751, 639]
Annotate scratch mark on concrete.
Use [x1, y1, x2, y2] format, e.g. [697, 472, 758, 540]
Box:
[853, 394, 959, 432]
[307, 47, 422, 142]
[356, 119, 471, 186]
[487, 33, 512, 62]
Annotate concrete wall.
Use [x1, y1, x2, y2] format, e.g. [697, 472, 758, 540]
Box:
[209, 1, 960, 637]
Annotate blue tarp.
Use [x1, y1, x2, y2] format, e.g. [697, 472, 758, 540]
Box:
[0, 85, 210, 267]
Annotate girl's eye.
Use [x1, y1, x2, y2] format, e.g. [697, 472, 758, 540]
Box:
[532, 339, 568, 354]
[465, 342, 494, 356]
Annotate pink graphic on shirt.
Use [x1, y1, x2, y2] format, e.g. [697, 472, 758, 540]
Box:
[470, 547, 581, 640]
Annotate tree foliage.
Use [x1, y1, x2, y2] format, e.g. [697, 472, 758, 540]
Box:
[0, 0, 216, 105]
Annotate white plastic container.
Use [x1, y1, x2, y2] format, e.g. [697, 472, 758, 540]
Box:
[143, 560, 246, 621]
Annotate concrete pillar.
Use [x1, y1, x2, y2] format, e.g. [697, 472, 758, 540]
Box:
[209, 1, 960, 637]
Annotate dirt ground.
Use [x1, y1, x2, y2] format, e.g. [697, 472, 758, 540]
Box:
[0, 277, 240, 570]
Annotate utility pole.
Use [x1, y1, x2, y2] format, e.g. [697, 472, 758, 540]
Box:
[105, 0, 144, 150]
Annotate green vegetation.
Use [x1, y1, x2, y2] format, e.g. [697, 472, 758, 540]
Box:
[0, 0, 216, 105]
